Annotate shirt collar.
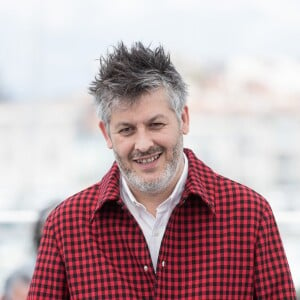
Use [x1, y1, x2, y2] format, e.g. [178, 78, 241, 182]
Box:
[91, 148, 216, 222]
[120, 153, 188, 214]
[182, 149, 216, 214]
[90, 162, 121, 221]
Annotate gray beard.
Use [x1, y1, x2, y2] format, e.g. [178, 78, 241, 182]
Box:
[114, 137, 183, 195]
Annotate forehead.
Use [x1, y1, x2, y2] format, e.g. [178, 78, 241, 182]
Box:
[110, 88, 175, 123]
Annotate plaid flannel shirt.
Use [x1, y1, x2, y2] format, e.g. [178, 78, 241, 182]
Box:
[28, 148, 296, 299]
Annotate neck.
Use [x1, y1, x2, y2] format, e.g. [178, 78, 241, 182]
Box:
[130, 189, 173, 217]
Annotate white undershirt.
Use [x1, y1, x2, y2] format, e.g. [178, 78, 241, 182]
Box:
[120, 153, 188, 270]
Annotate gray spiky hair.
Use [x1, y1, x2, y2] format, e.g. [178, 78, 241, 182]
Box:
[89, 41, 187, 124]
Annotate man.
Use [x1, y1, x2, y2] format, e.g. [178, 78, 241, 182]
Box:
[28, 42, 296, 299]
[2, 267, 31, 300]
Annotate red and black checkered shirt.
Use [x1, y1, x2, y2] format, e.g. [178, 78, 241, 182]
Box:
[28, 149, 296, 299]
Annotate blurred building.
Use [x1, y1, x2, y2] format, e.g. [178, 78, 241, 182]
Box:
[187, 56, 300, 212]
[0, 56, 299, 292]
[0, 97, 113, 211]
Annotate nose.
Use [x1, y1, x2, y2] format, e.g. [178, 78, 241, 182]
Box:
[134, 129, 154, 152]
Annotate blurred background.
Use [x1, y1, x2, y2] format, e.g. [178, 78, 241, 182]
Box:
[0, 0, 299, 296]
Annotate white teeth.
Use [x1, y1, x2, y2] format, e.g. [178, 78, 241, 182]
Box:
[136, 154, 160, 164]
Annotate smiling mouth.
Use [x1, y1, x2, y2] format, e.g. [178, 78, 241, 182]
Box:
[134, 153, 161, 164]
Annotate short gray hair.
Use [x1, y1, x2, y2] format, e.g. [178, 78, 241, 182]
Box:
[89, 42, 187, 125]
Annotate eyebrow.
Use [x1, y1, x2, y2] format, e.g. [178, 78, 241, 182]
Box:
[114, 114, 168, 129]
[114, 122, 133, 130]
[147, 114, 167, 123]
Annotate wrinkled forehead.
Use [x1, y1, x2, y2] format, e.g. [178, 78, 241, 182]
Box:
[111, 87, 172, 113]
[108, 89, 178, 129]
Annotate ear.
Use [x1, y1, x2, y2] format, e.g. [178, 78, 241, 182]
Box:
[99, 121, 113, 149]
[181, 106, 189, 135]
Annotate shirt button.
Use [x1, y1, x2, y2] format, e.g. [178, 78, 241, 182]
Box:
[153, 231, 159, 237]
[144, 265, 148, 272]
[162, 261, 166, 268]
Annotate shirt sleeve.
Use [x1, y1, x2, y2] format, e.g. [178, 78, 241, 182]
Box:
[27, 215, 70, 300]
[253, 202, 296, 299]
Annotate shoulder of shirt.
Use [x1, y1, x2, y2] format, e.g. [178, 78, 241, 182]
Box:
[184, 148, 272, 217]
[47, 150, 273, 227]
[216, 172, 271, 210]
[45, 162, 120, 227]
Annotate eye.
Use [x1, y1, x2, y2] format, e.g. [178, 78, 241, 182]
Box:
[149, 122, 165, 130]
[119, 127, 134, 136]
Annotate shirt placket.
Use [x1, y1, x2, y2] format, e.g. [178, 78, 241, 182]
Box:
[149, 213, 166, 270]
[154, 199, 188, 299]
[121, 204, 157, 285]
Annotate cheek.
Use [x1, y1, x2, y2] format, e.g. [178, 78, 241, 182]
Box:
[159, 133, 180, 149]
[111, 138, 133, 158]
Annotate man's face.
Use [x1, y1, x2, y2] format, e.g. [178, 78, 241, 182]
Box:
[100, 88, 189, 196]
